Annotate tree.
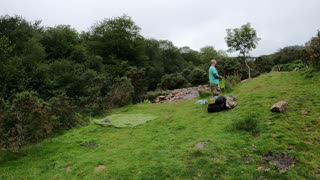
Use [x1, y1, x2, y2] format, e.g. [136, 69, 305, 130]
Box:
[305, 31, 320, 68]
[225, 23, 260, 79]
[0, 15, 38, 55]
[0, 35, 14, 60]
[272, 45, 308, 65]
[254, 55, 274, 74]
[40, 25, 79, 60]
[200, 46, 218, 63]
[87, 15, 147, 66]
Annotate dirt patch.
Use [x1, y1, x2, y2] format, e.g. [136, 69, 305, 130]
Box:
[94, 165, 106, 172]
[80, 141, 97, 147]
[66, 166, 72, 172]
[260, 151, 295, 173]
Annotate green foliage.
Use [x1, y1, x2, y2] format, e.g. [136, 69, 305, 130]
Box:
[1, 91, 51, 150]
[254, 55, 274, 74]
[200, 46, 219, 63]
[126, 67, 147, 103]
[40, 25, 79, 60]
[0, 91, 82, 151]
[225, 23, 260, 79]
[107, 77, 134, 107]
[160, 73, 188, 90]
[159, 40, 186, 74]
[88, 15, 147, 66]
[180, 47, 202, 65]
[272, 60, 305, 72]
[188, 68, 207, 85]
[143, 90, 170, 101]
[272, 46, 308, 65]
[0, 35, 14, 60]
[225, 23, 260, 56]
[218, 57, 241, 76]
[0, 15, 37, 55]
[305, 31, 320, 68]
[224, 75, 241, 92]
[0, 57, 29, 99]
[299, 67, 315, 78]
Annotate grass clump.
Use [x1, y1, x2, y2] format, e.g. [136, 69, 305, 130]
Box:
[229, 113, 260, 135]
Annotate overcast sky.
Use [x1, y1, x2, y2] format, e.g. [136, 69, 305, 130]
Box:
[1, 0, 320, 56]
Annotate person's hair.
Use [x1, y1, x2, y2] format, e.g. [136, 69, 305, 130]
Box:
[211, 59, 217, 65]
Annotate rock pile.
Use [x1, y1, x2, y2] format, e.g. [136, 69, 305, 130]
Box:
[153, 85, 210, 103]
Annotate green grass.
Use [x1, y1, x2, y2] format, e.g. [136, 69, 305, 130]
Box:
[1, 72, 320, 179]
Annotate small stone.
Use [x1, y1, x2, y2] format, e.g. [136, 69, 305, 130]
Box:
[270, 101, 288, 112]
[94, 165, 105, 172]
[103, 119, 111, 123]
[301, 110, 308, 115]
[194, 142, 206, 150]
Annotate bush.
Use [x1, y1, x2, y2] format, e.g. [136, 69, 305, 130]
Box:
[48, 94, 82, 128]
[224, 75, 241, 93]
[160, 73, 188, 90]
[188, 68, 207, 85]
[0, 91, 51, 151]
[229, 113, 260, 135]
[126, 67, 147, 103]
[299, 67, 315, 78]
[0, 92, 84, 151]
[272, 60, 305, 72]
[143, 90, 170, 101]
[107, 77, 134, 107]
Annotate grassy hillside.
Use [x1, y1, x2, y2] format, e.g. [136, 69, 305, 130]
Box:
[0, 72, 319, 179]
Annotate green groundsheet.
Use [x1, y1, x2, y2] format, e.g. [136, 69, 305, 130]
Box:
[94, 113, 158, 128]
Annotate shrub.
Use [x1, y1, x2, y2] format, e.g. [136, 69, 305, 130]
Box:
[126, 67, 147, 103]
[224, 75, 241, 93]
[48, 94, 82, 128]
[305, 31, 320, 68]
[0, 92, 84, 151]
[229, 113, 260, 135]
[272, 60, 305, 72]
[160, 73, 188, 90]
[107, 77, 134, 107]
[188, 68, 207, 85]
[143, 90, 170, 101]
[299, 67, 315, 78]
[0, 91, 52, 151]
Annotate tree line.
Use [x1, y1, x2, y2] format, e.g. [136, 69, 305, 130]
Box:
[0, 15, 319, 150]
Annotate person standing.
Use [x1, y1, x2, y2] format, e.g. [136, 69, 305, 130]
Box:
[208, 59, 222, 96]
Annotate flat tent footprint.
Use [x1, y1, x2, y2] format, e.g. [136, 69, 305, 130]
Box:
[94, 113, 158, 127]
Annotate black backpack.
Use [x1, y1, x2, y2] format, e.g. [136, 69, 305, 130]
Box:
[207, 96, 227, 113]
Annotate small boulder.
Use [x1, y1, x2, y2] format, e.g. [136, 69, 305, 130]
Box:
[270, 101, 288, 112]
